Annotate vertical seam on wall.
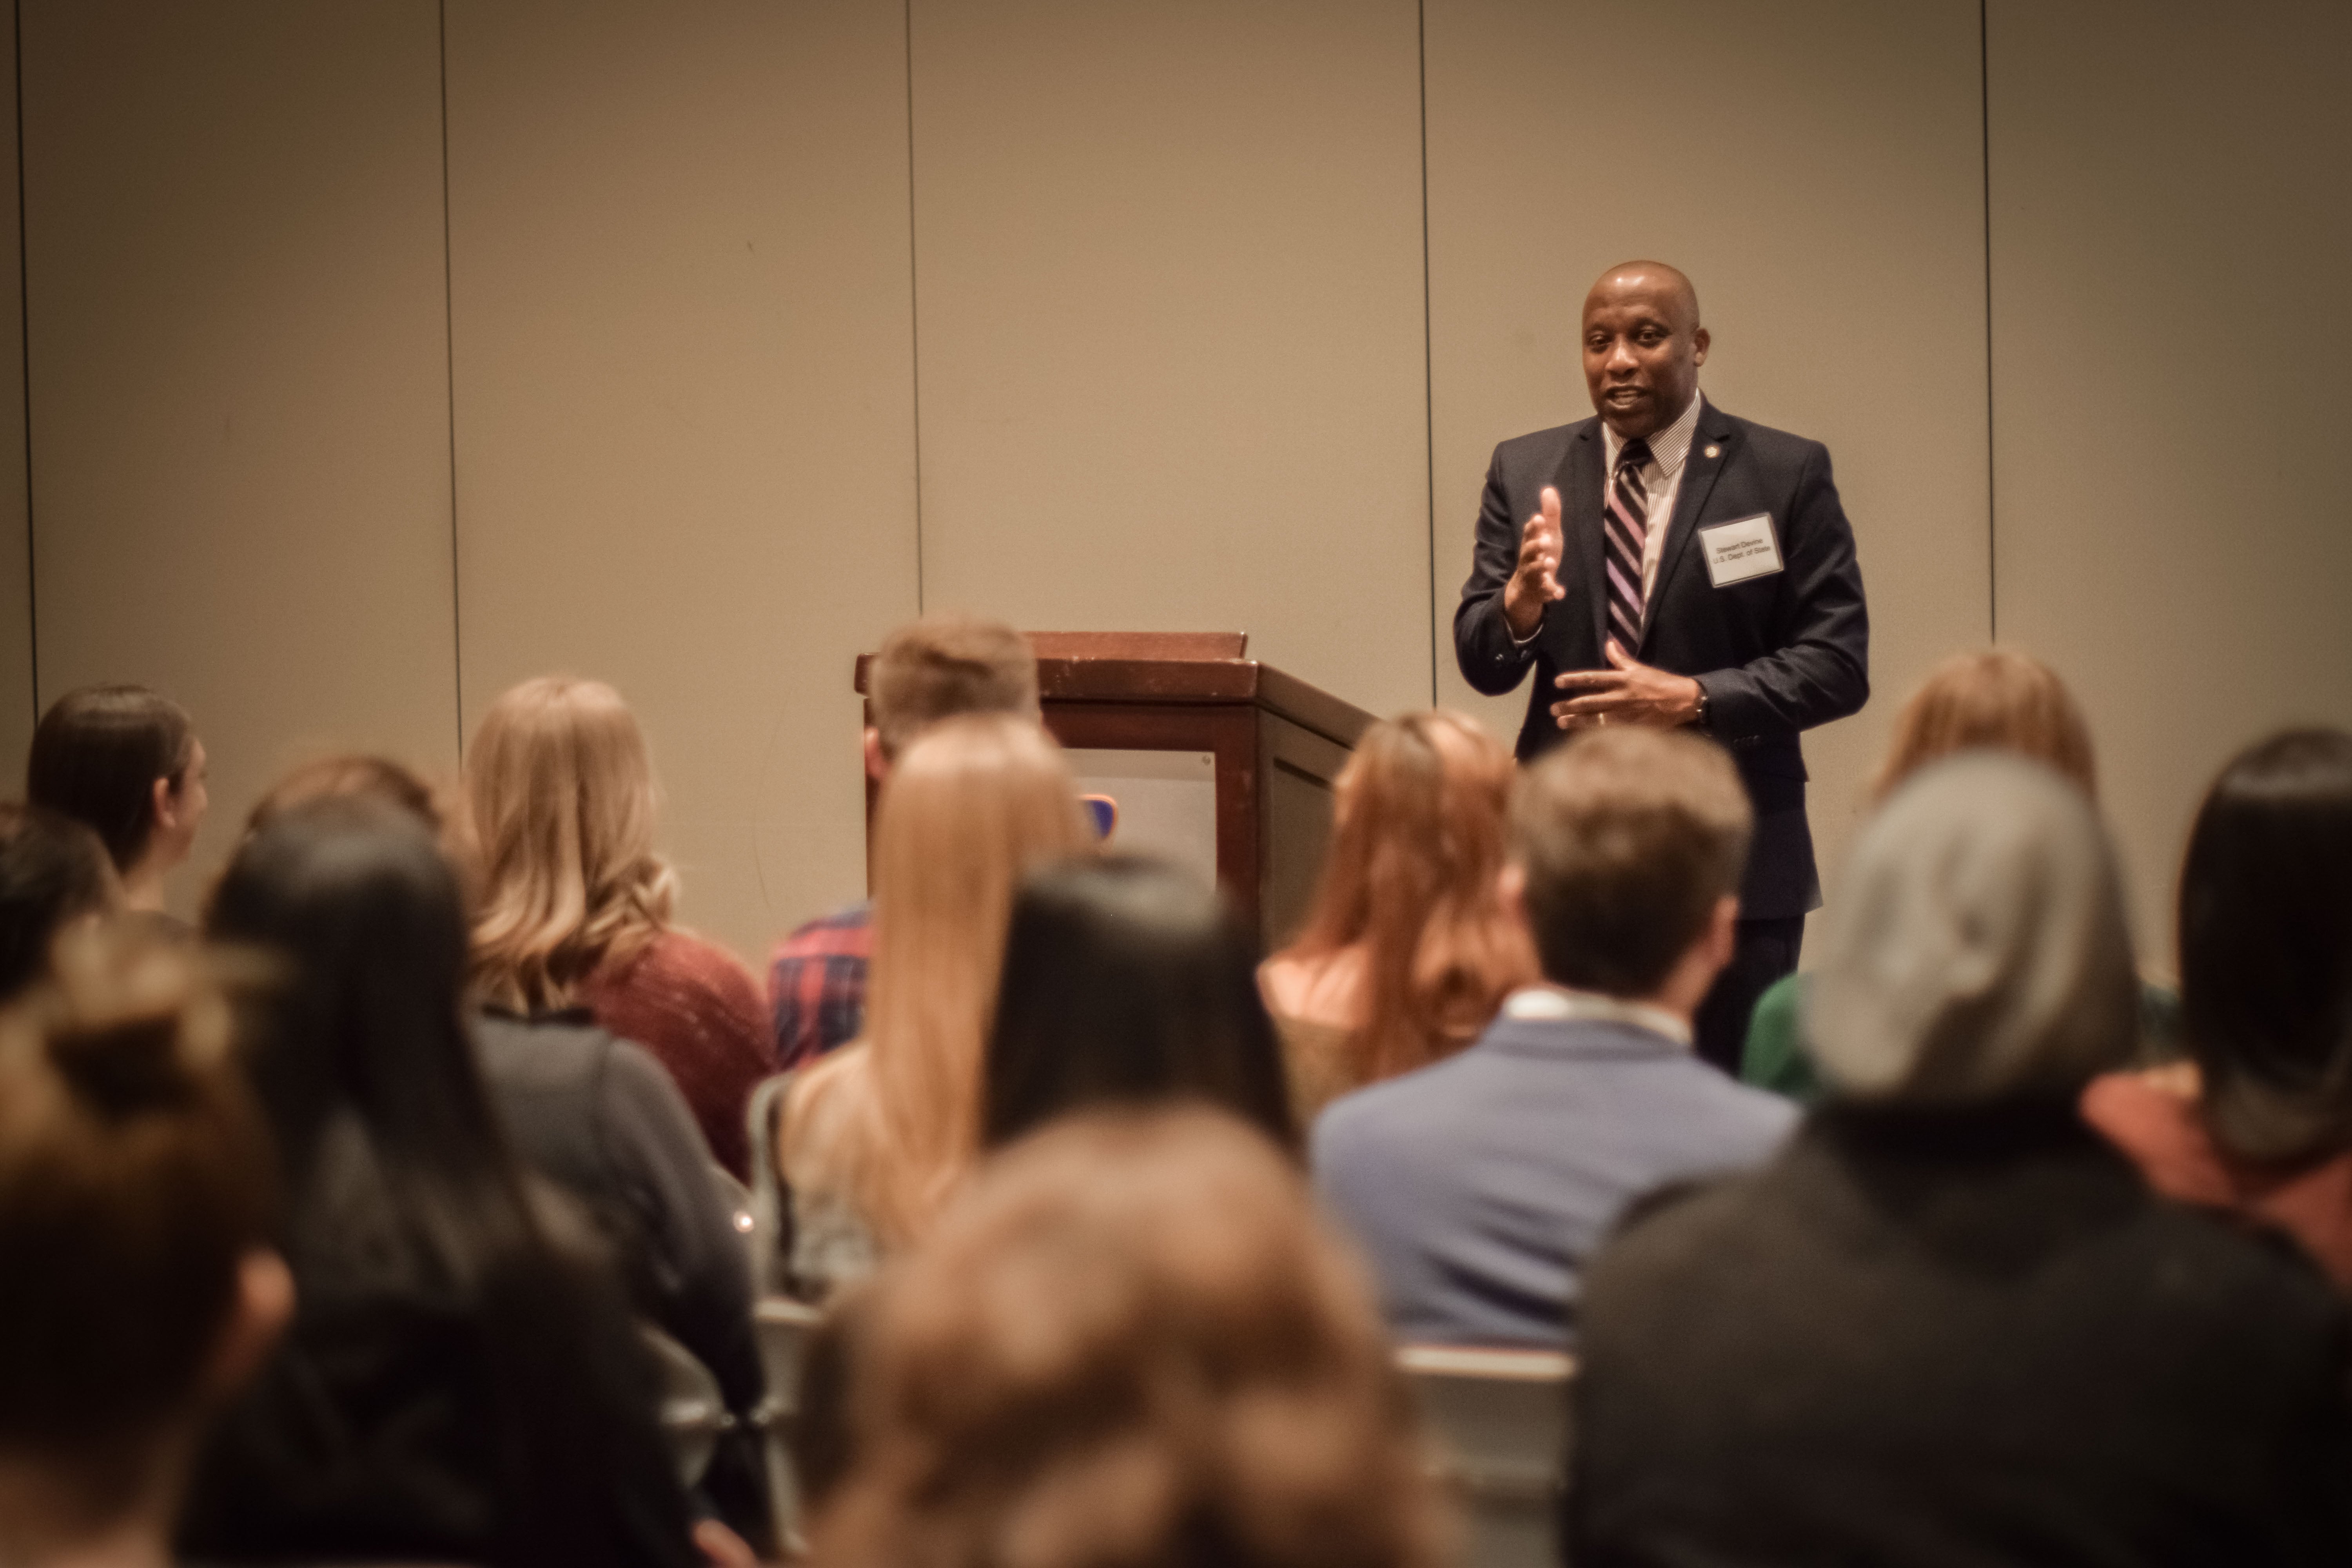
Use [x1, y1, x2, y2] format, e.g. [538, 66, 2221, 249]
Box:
[1980, 0, 1996, 643]
[904, 0, 925, 612]
[1417, 0, 1436, 705]
[439, 0, 463, 757]
[13, 0, 33, 724]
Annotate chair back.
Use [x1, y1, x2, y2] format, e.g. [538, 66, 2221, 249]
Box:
[752, 1296, 827, 1555]
[1398, 1344, 1575, 1568]
[642, 1323, 732, 1488]
[745, 1074, 796, 1295]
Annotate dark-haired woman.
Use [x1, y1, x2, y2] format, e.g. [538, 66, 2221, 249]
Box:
[26, 684, 207, 927]
[984, 855, 1294, 1151]
[0, 803, 117, 1002]
[2085, 727, 2352, 1291]
[180, 798, 696, 1568]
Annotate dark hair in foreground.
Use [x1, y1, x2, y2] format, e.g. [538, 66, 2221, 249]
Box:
[984, 856, 1295, 1150]
[0, 927, 272, 1457]
[27, 684, 196, 873]
[2181, 728, 2352, 1163]
[816, 1107, 1451, 1568]
[0, 803, 117, 1002]
[192, 798, 684, 1568]
[1509, 728, 1753, 996]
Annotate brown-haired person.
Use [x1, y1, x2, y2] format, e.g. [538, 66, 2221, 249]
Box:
[777, 713, 1088, 1300]
[1739, 646, 2164, 1098]
[0, 804, 118, 1002]
[2083, 729, 2352, 1291]
[26, 684, 209, 931]
[1570, 754, 2352, 1564]
[1260, 711, 1537, 1120]
[768, 613, 1040, 1069]
[812, 1107, 1453, 1568]
[466, 677, 773, 1177]
[0, 927, 292, 1568]
[1313, 728, 1795, 1346]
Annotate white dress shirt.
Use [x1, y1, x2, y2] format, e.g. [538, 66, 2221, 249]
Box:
[1500, 983, 1693, 1048]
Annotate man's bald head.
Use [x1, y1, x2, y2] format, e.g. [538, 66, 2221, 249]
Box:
[1581, 261, 1709, 439]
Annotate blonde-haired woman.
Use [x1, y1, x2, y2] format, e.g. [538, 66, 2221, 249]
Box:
[777, 712, 1087, 1298]
[1260, 710, 1537, 1121]
[466, 676, 772, 1176]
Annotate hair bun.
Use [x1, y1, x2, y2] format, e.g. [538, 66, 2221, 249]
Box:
[37, 924, 229, 1119]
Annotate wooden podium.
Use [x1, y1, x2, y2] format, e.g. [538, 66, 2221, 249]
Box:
[853, 632, 1376, 945]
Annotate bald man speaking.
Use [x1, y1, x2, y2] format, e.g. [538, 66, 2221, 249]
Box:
[1456, 262, 1868, 1073]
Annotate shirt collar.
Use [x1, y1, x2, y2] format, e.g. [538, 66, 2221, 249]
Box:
[1499, 984, 1694, 1047]
[1601, 390, 1704, 478]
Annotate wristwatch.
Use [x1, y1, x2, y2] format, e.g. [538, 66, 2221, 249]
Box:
[1690, 683, 1711, 730]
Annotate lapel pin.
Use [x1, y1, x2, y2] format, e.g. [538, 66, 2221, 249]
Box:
[1704, 444, 1720, 459]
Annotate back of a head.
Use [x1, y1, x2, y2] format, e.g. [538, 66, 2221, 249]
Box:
[2179, 728, 2352, 1163]
[1810, 753, 2139, 1105]
[985, 856, 1294, 1151]
[26, 684, 196, 874]
[464, 675, 675, 1010]
[1287, 710, 1534, 1076]
[816, 1107, 1449, 1568]
[0, 804, 118, 1003]
[0, 926, 272, 1459]
[1509, 728, 1752, 997]
[1875, 648, 2096, 801]
[868, 614, 1040, 763]
[205, 797, 501, 1200]
[246, 753, 443, 839]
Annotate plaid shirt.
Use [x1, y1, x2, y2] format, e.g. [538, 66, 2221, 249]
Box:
[767, 902, 873, 1070]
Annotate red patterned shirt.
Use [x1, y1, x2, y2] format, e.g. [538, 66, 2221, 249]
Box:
[767, 902, 872, 1071]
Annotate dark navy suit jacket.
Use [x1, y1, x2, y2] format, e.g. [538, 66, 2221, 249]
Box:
[1310, 1007, 1796, 1347]
[1454, 399, 1868, 919]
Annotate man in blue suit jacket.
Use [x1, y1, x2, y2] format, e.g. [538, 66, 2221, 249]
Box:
[1312, 727, 1796, 1347]
[1455, 261, 1867, 1072]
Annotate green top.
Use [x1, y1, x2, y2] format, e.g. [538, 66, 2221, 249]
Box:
[1740, 973, 2185, 1105]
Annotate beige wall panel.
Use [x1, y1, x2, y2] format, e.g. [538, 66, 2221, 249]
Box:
[1989, 2, 2352, 965]
[24, 1, 456, 915]
[0, 8, 31, 779]
[909, 0, 1432, 718]
[445, 0, 917, 967]
[1424, 0, 1990, 932]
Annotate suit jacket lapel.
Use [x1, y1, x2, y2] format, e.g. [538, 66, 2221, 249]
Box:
[1550, 420, 1607, 654]
[1639, 399, 1739, 655]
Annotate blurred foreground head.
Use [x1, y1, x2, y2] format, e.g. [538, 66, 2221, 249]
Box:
[817, 1107, 1451, 1568]
[1810, 753, 2139, 1103]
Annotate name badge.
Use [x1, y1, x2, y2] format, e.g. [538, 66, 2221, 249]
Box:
[1699, 513, 1784, 587]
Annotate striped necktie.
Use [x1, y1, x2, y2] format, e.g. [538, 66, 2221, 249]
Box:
[1606, 437, 1653, 651]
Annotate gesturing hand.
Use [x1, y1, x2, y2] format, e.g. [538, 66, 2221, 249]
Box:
[1502, 486, 1566, 641]
[1551, 638, 1705, 731]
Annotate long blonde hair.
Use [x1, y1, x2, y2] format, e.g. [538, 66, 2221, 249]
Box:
[1276, 711, 1536, 1080]
[463, 677, 677, 1012]
[788, 713, 1087, 1244]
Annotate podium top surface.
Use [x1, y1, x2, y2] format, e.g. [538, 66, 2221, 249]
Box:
[853, 632, 1377, 749]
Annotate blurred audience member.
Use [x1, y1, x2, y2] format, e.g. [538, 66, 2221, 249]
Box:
[183, 799, 695, 1568]
[1740, 647, 2182, 1098]
[466, 676, 771, 1177]
[777, 715, 1085, 1299]
[1571, 755, 2352, 1563]
[985, 856, 1294, 1151]
[0, 804, 117, 1002]
[0, 927, 291, 1568]
[1262, 711, 1536, 1119]
[2085, 728, 2352, 1290]
[769, 614, 1040, 1070]
[246, 752, 766, 1492]
[27, 684, 207, 932]
[1314, 728, 1794, 1345]
[813, 1107, 1452, 1568]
